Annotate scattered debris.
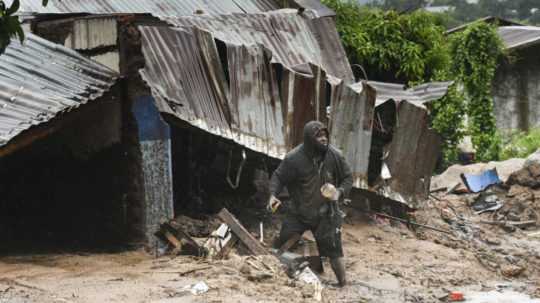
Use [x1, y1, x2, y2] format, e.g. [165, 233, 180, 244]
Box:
[296, 266, 323, 301]
[156, 222, 205, 256]
[182, 281, 209, 295]
[216, 208, 268, 255]
[204, 223, 233, 258]
[501, 265, 526, 278]
[461, 168, 502, 193]
[507, 162, 540, 189]
[472, 192, 504, 214]
[431, 158, 525, 192]
[448, 291, 465, 302]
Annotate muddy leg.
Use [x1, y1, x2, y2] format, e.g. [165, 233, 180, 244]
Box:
[330, 257, 347, 287]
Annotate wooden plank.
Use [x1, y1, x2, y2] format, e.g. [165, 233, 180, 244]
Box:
[163, 230, 182, 249]
[218, 235, 238, 259]
[217, 208, 268, 255]
[157, 222, 204, 256]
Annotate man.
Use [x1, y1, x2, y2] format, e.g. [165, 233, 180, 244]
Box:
[268, 120, 353, 287]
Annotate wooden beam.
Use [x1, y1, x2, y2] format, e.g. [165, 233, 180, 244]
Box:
[217, 208, 268, 255]
[163, 230, 182, 255]
[218, 235, 238, 259]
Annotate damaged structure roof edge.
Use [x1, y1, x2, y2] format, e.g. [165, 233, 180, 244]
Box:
[0, 32, 119, 153]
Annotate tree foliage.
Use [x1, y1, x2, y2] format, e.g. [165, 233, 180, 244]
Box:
[450, 22, 504, 161]
[324, 0, 506, 165]
[0, 0, 48, 54]
[324, 0, 465, 164]
[324, 0, 449, 84]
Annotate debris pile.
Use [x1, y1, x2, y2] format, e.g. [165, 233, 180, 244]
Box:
[422, 155, 540, 283]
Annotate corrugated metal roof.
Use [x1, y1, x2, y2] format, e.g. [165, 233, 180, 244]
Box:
[288, 0, 335, 17]
[0, 32, 118, 147]
[498, 26, 540, 50]
[139, 24, 330, 159]
[329, 81, 375, 189]
[382, 100, 442, 207]
[446, 16, 522, 35]
[161, 9, 353, 82]
[5, 0, 279, 16]
[365, 81, 453, 106]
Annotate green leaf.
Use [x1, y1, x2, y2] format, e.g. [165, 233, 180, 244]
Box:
[42, 0, 48, 6]
[6, 0, 19, 15]
[14, 19, 24, 43]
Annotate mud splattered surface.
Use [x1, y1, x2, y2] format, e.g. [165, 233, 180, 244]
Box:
[1, 205, 538, 303]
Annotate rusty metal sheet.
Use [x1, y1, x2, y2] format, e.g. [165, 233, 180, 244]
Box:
[381, 101, 442, 208]
[4, 0, 280, 16]
[367, 81, 453, 106]
[139, 25, 331, 159]
[329, 81, 376, 189]
[162, 10, 354, 82]
[0, 32, 118, 148]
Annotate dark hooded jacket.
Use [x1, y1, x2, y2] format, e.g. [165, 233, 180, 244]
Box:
[269, 121, 353, 225]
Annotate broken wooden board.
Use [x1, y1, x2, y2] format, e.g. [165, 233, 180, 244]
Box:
[204, 223, 233, 258]
[157, 222, 204, 256]
[163, 230, 182, 255]
[218, 235, 238, 259]
[217, 208, 268, 255]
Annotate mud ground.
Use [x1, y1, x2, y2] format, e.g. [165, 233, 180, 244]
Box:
[1, 204, 538, 303]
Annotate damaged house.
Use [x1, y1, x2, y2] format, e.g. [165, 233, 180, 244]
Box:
[0, 0, 450, 252]
[448, 18, 540, 133]
[493, 25, 540, 132]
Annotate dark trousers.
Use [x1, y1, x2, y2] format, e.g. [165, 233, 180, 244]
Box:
[277, 214, 343, 258]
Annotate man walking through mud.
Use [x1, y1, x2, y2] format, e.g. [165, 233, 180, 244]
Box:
[268, 120, 353, 287]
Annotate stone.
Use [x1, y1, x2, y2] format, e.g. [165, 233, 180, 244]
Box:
[501, 264, 525, 278]
[525, 149, 540, 167]
[507, 163, 540, 189]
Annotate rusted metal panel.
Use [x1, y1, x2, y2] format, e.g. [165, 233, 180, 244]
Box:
[162, 10, 354, 82]
[226, 43, 287, 157]
[329, 82, 376, 189]
[138, 8, 348, 159]
[367, 81, 453, 106]
[0, 32, 118, 148]
[384, 101, 442, 207]
[5, 0, 279, 16]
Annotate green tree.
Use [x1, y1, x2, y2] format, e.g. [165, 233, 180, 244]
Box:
[323, 1, 450, 83]
[323, 0, 466, 165]
[450, 22, 504, 161]
[379, 0, 427, 12]
[0, 0, 47, 54]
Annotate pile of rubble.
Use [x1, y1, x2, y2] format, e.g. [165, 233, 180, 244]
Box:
[420, 149, 540, 282]
[155, 208, 327, 301]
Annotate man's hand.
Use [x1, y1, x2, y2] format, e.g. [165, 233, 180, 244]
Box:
[321, 183, 340, 201]
[267, 195, 282, 213]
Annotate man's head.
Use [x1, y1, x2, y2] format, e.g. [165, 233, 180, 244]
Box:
[303, 120, 329, 154]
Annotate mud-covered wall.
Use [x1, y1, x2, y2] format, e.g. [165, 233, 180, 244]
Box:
[493, 44, 540, 132]
[119, 20, 174, 245]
